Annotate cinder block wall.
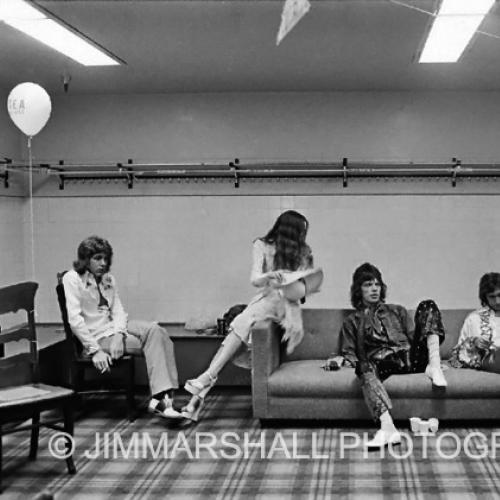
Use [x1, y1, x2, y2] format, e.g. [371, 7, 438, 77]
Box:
[4, 91, 500, 328]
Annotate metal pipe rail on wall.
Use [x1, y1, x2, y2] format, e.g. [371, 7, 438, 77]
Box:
[3, 157, 500, 189]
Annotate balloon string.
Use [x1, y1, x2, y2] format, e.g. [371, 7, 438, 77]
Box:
[28, 136, 35, 281]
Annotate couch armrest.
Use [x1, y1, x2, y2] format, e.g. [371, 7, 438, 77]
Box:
[251, 320, 281, 418]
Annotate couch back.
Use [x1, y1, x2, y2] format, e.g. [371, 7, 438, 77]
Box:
[283, 308, 472, 362]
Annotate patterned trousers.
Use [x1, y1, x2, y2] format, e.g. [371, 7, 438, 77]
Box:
[357, 300, 445, 422]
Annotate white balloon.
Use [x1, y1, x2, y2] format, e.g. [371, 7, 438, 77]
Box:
[7, 82, 51, 137]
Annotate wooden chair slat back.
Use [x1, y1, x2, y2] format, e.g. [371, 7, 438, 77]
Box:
[0, 353, 33, 388]
[0, 282, 38, 316]
[0, 282, 39, 384]
[0, 324, 31, 345]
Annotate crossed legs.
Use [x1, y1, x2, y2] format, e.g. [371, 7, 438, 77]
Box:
[182, 291, 286, 421]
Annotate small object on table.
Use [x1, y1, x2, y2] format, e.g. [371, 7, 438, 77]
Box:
[195, 327, 218, 336]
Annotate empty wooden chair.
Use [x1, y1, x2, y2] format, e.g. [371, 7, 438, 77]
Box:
[0, 281, 76, 493]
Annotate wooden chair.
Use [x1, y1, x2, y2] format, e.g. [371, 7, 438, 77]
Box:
[56, 272, 137, 421]
[0, 281, 76, 493]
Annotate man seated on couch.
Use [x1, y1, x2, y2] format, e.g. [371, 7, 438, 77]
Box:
[450, 272, 500, 372]
[327, 263, 447, 448]
[63, 235, 181, 420]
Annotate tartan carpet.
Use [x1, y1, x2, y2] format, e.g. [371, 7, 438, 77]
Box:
[2, 390, 500, 499]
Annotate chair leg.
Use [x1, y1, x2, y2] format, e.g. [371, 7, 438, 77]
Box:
[63, 403, 76, 475]
[68, 361, 77, 390]
[75, 365, 87, 416]
[29, 412, 40, 460]
[127, 358, 136, 422]
[76, 365, 85, 392]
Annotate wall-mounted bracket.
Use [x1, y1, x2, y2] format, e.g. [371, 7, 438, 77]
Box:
[342, 158, 348, 188]
[229, 158, 240, 188]
[57, 160, 65, 190]
[118, 159, 135, 189]
[451, 157, 461, 188]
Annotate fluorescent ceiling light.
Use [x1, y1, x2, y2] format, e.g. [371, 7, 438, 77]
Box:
[420, 15, 485, 63]
[439, 0, 495, 16]
[419, 0, 495, 63]
[7, 18, 120, 66]
[0, 0, 44, 21]
[0, 0, 120, 66]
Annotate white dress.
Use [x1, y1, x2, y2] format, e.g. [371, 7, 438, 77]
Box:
[228, 239, 313, 368]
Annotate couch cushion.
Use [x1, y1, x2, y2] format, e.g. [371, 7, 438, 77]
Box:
[268, 360, 363, 398]
[283, 310, 348, 362]
[268, 360, 500, 399]
[439, 309, 471, 358]
[384, 367, 500, 399]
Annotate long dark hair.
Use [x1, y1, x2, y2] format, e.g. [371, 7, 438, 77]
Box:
[479, 272, 500, 307]
[261, 210, 311, 271]
[350, 262, 387, 310]
[73, 235, 113, 275]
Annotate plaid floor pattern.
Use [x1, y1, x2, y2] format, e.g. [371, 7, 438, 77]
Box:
[2, 390, 500, 499]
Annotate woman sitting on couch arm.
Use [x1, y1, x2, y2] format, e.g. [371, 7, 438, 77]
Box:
[323, 263, 447, 448]
[449, 272, 500, 372]
[181, 210, 321, 422]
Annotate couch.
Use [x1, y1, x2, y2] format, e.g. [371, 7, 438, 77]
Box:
[252, 308, 500, 421]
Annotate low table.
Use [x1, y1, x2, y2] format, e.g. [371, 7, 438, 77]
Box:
[161, 323, 251, 386]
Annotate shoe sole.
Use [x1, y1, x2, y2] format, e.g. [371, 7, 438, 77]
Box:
[429, 379, 448, 388]
[366, 440, 401, 449]
[365, 435, 402, 449]
[180, 411, 199, 422]
[180, 395, 205, 422]
[148, 407, 183, 420]
[425, 368, 448, 388]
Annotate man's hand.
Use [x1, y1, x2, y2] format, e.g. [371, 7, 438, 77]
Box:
[109, 333, 125, 360]
[474, 336, 494, 351]
[322, 355, 344, 371]
[92, 350, 112, 373]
